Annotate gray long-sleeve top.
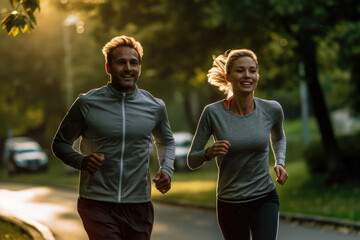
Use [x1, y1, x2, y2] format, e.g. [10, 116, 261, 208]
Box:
[52, 83, 175, 203]
[187, 98, 286, 202]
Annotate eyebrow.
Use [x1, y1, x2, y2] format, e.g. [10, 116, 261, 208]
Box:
[235, 66, 257, 68]
[114, 57, 139, 62]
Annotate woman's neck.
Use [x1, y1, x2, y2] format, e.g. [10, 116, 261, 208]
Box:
[229, 93, 255, 116]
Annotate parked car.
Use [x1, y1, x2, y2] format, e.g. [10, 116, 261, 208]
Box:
[2, 137, 48, 174]
[173, 132, 193, 171]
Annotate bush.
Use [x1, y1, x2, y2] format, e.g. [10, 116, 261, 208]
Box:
[304, 131, 360, 180]
[340, 133, 360, 177]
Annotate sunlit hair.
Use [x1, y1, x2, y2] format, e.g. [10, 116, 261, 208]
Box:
[207, 53, 232, 97]
[207, 49, 259, 98]
[102, 35, 144, 66]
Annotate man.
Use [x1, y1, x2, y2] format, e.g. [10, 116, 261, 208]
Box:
[52, 35, 175, 240]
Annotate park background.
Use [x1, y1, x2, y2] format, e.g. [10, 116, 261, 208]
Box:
[0, 0, 360, 232]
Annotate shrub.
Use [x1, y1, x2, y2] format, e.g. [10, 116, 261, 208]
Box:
[304, 131, 360, 180]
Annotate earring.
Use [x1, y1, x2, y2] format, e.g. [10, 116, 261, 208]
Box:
[225, 74, 230, 82]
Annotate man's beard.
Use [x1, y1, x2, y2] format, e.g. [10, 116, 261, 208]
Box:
[110, 72, 138, 92]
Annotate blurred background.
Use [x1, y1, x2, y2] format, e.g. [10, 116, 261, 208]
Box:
[0, 0, 360, 227]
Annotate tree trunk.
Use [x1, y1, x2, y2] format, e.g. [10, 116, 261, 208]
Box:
[298, 38, 344, 180]
[351, 55, 360, 114]
[183, 90, 201, 133]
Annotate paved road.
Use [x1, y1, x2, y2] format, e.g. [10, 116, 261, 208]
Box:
[0, 183, 359, 240]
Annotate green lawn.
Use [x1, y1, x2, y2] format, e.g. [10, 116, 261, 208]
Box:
[1, 118, 359, 222]
[0, 219, 32, 240]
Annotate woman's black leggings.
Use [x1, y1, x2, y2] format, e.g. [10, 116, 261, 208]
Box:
[217, 189, 280, 240]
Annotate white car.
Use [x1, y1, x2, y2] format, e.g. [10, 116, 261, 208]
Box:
[173, 132, 193, 171]
[3, 137, 48, 174]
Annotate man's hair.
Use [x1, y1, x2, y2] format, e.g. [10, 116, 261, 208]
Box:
[102, 35, 144, 66]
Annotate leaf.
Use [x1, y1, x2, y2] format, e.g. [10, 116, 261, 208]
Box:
[21, 0, 40, 25]
[26, 10, 37, 24]
[1, 12, 17, 33]
[24, 16, 34, 30]
[9, 0, 21, 9]
[10, 25, 19, 36]
[20, 23, 28, 33]
[1, 15, 12, 28]
[22, 0, 41, 15]
[0, 11, 33, 36]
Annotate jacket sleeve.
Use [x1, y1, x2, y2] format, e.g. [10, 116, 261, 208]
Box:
[51, 97, 86, 170]
[187, 106, 212, 170]
[152, 100, 175, 178]
[270, 102, 286, 166]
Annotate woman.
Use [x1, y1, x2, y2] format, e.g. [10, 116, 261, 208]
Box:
[187, 49, 288, 240]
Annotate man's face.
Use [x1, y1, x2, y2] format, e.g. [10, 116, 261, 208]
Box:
[106, 46, 141, 92]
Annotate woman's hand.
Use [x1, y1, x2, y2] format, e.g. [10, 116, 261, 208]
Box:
[205, 140, 231, 160]
[274, 164, 288, 185]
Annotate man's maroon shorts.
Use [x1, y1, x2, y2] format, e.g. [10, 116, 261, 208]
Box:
[77, 197, 154, 240]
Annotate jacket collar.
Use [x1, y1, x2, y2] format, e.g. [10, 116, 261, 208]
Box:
[106, 82, 139, 99]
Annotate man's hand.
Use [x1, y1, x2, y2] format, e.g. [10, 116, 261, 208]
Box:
[205, 140, 231, 160]
[153, 171, 171, 194]
[274, 164, 288, 185]
[82, 153, 105, 174]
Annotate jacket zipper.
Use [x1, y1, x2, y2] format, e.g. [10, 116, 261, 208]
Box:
[118, 93, 126, 202]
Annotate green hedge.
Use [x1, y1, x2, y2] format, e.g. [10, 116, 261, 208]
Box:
[304, 131, 360, 180]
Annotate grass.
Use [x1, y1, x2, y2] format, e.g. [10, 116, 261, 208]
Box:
[0, 219, 32, 240]
[1, 118, 359, 223]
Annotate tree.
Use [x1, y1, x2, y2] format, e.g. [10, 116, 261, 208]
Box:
[56, 0, 360, 179]
[0, 1, 66, 146]
[329, 21, 360, 113]
[1, 0, 40, 36]
[263, 0, 360, 179]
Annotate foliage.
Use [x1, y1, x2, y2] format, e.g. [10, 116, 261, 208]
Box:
[1, 0, 40, 36]
[59, 0, 360, 125]
[304, 131, 360, 180]
[0, 0, 359, 174]
[0, 219, 32, 240]
[329, 21, 360, 113]
[0, 1, 65, 145]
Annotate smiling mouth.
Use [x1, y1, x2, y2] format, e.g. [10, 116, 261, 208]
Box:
[240, 82, 252, 85]
[120, 74, 134, 79]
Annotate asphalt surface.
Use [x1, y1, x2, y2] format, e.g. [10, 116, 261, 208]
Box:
[0, 183, 359, 240]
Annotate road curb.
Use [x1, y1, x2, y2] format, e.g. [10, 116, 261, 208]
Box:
[0, 212, 56, 240]
[280, 212, 360, 235]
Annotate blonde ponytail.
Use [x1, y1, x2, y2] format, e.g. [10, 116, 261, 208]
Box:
[207, 54, 233, 98]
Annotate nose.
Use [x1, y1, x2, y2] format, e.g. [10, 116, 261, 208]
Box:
[244, 70, 250, 77]
[124, 62, 131, 71]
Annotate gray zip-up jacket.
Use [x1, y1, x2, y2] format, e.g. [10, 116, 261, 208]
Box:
[52, 83, 175, 203]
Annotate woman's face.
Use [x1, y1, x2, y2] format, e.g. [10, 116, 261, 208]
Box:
[228, 56, 259, 95]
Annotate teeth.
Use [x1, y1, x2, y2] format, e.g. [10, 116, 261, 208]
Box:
[241, 82, 252, 85]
